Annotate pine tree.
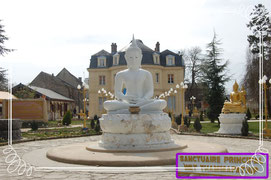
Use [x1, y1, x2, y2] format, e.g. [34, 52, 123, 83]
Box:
[202, 32, 229, 123]
[246, 108, 252, 120]
[244, 4, 271, 116]
[0, 20, 13, 91]
[193, 117, 202, 132]
[241, 120, 249, 136]
[0, 68, 8, 91]
[0, 20, 13, 56]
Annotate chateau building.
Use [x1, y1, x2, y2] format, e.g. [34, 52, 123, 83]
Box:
[88, 39, 185, 118]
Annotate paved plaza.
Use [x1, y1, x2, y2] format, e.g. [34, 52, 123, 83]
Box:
[0, 134, 270, 180]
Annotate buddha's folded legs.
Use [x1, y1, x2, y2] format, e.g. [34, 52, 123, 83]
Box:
[104, 99, 167, 113]
[104, 100, 130, 111]
[140, 99, 167, 112]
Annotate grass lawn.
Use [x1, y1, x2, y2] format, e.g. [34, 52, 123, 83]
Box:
[186, 119, 271, 135]
[22, 127, 100, 139]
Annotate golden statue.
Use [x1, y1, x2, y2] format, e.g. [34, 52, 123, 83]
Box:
[193, 107, 199, 116]
[222, 81, 246, 114]
[185, 106, 189, 115]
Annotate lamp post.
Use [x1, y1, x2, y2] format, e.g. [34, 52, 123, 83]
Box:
[177, 82, 188, 128]
[77, 84, 88, 130]
[98, 88, 114, 114]
[190, 96, 196, 116]
[260, 76, 271, 136]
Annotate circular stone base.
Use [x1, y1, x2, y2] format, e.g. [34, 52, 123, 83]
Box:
[86, 142, 187, 153]
[46, 140, 227, 166]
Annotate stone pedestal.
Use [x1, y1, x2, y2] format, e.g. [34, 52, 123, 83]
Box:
[217, 113, 246, 134]
[95, 113, 179, 150]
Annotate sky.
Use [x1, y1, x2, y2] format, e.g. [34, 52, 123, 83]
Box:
[0, 0, 271, 93]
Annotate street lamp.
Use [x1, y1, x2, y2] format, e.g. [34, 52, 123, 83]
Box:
[177, 82, 188, 128]
[77, 84, 88, 130]
[260, 76, 271, 137]
[98, 88, 115, 114]
[190, 96, 196, 116]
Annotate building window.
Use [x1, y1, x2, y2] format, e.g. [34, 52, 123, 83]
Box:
[113, 54, 119, 65]
[99, 75, 106, 85]
[167, 96, 176, 110]
[98, 57, 106, 67]
[155, 73, 159, 83]
[166, 55, 175, 66]
[99, 97, 107, 110]
[168, 74, 174, 84]
[153, 54, 160, 64]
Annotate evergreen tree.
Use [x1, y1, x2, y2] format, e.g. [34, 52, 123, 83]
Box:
[0, 67, 8, 91]
[62, 111, 72, 126]
[0, 20, 13, 91]
[244, 4, 271, 116]
[246, 108, 252, 120]
[241, 120, 249, 136]
[201, 32, 229, 123]
[0, 20, 13, 56]
[193, 117, 202, 132]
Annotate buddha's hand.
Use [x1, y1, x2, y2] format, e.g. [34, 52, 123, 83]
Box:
[124, 95, 138, 104]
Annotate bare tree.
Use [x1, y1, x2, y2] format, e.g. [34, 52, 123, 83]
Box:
[183, 46, 203, 98]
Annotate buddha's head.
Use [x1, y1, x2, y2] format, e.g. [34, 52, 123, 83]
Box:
[233, 81, 239, 92]
[124, 36, 143, 70]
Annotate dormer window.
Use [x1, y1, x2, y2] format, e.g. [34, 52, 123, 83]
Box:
[98, 56, 106, 67]
[113, 53, 119, 66]
[153, 53, 160, 65]
[166, 55, 175, 66]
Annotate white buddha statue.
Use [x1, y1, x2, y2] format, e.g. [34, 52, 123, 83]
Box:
[104, 36, 167, 114]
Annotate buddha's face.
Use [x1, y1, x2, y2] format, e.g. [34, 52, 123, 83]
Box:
[124, 49, 143, 70]
[233, 83, 239, 93]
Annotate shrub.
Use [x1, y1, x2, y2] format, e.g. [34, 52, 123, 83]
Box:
[94, 119, 101, 132]
[193, 117, 202, 132]
[184, 117, 191, 128]
[255, 114, 259, 120]
[246, 108, 252, 120]
[90, 119, 95, 129]
[241, 120, 249, 136]
[175, 114, 181, 125]
[62, 111, 72, 126]
[94, 115, 98, 121]
[200, 111, 204, 121]
[31, 121, 39, 131]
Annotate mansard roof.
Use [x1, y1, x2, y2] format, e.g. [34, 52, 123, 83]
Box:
[89, 39, 184, 69]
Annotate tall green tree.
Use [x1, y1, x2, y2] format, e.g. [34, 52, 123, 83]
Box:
[0, 67, 8, 91]
[0, 20, 13, 91]
[243, 4, 271, 116]
[201, 32, 229, 123]
[0, 20, 12, 56]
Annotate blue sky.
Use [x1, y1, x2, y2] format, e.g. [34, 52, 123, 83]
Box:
[0, 0, 271, 93]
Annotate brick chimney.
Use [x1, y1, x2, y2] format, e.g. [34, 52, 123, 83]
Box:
[111, 43, 117, 54]
[155, 42, 160, 52]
